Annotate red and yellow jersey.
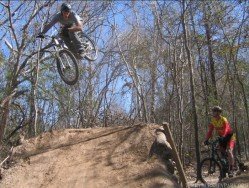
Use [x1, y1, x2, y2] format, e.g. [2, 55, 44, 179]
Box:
[206, 116, 233, 139]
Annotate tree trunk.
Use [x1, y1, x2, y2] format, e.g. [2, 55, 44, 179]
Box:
[28, 70, 38, 137]
[181, 0, 202, 180]
[203, 3, 218, 101]
[190, 7, 210, 131]
[87, 61, 94, 127]
[0, 101, 10, 143]
[150, 62, 156, 123]
[0, 76, 18, 142]
[242, 117, 249, 159]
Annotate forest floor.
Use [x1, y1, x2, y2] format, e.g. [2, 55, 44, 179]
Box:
[0, 124, 178, 188]
[186, 161, 249, 188]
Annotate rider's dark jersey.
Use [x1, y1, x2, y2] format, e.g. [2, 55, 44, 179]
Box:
[41, 11, 82, 34]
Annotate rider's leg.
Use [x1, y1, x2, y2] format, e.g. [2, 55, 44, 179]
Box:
[60, 34, 77, 54]
[68, 31, 84, 53]
[218, 144, 226, 158]
[227, 139, 236, 171]
[228, 149, 234, 170]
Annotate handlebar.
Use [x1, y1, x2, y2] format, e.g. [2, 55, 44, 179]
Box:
[36, 34, 63, 49]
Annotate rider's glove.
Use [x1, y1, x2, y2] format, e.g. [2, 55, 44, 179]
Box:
[37, 33, 45, 39]
[204, 140, 209, 145]
[218, 136, 225, 143]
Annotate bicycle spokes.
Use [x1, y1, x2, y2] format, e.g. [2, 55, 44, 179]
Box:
[56, 49, 79, 85]
[60, 55, 75, 79]
[62, 53, 73, 68]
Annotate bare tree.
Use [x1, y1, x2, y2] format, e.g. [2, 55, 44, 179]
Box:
[181, 0, 202, 180]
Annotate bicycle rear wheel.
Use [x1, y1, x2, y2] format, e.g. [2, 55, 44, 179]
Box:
[56, 49, 79, 85]
[200, 158, 222, 185]
[78, 33, 98, 61]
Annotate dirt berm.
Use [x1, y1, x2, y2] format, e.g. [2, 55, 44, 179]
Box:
[0, 124, 178, 188]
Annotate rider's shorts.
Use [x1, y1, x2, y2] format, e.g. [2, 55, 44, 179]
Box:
[219, 133, 236, 150]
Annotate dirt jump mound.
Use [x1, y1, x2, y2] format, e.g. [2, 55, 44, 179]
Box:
[0, 124, 178, 188]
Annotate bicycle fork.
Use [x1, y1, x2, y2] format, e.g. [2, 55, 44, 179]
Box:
[53, 40, 72, 70]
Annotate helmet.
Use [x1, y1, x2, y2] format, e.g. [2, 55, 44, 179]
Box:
[212, 106, 222, 113]
[61, 3, 71, 12]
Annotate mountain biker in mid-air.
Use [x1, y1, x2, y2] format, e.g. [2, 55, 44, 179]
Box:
[204, 106, 236, 177]
[37, 3, 84, 58]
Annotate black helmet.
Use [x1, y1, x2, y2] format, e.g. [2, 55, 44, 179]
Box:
[212, 106, 222, 113]
[61, 3, 71, 12]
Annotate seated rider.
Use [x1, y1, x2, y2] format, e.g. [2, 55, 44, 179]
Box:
[37, 3, 84, 57]
[204, 106, 236, 177]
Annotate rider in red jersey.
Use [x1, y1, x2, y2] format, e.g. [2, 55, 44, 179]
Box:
[204, 106, 236, 177]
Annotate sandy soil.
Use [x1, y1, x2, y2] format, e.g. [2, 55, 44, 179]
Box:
[0, 124, 178, 188]
[187, 161, 249, 188]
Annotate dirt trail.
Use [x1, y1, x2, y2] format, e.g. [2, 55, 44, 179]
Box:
[0, 124, 177, 188]
[187, 162, 249, 188]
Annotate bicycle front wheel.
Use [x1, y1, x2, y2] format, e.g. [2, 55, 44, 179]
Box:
[200, 158, 222, 185]
[56, 49, 79, 85]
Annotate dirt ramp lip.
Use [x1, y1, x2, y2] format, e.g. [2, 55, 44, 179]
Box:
[13, 126, 134, 158]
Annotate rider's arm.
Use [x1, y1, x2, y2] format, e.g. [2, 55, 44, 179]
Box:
[68, 12, 83, 32]
[41, 13, 60, 34]
[206, 124, 214, 140]
[68, 22, 82, 32]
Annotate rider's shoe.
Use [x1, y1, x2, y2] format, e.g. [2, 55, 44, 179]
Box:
[228, 170, 234, 178]
[78, 49, 85, 59]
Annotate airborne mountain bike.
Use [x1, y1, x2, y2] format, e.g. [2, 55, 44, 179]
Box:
[200, 138, 245, 184]
[37, 31, 98, 85]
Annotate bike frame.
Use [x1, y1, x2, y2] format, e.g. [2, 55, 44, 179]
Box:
[209, 139, 221, 160]
[39, 35, 73, 70]
[208, 139, 229, 173]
